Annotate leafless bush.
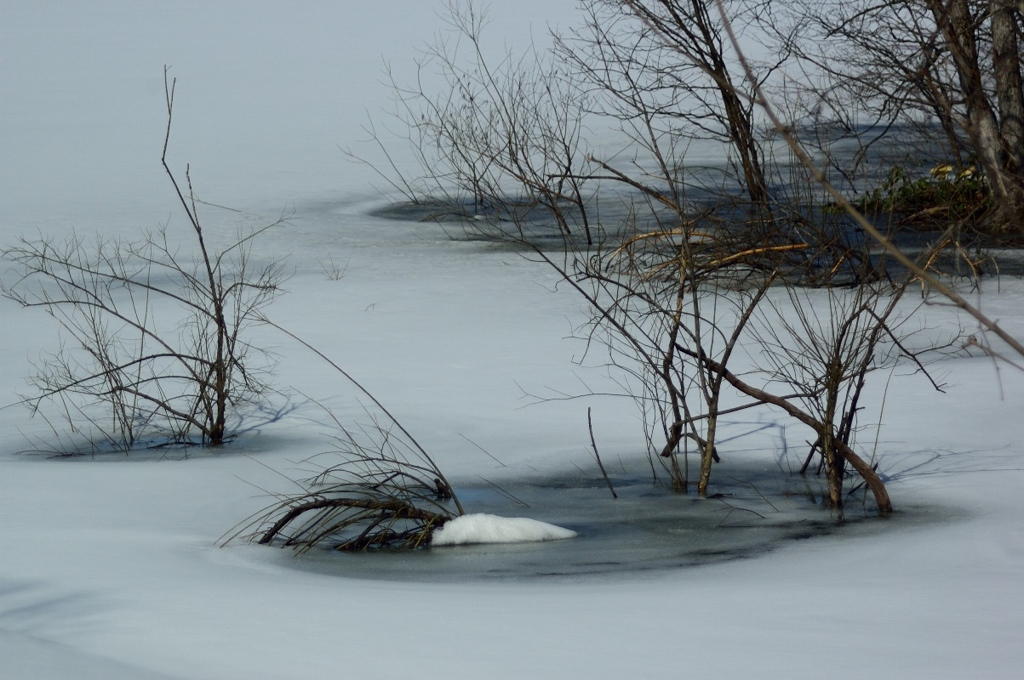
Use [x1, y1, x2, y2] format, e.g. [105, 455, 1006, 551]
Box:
[358, 1, 937, 517]
[223, 328, 463, 552]
[228, 413, 459, 552]
[318, 254, 349, 281]
[751, 281, 953, 509]
[351, 0, 1024, 525]
[1, 69, 286, 452]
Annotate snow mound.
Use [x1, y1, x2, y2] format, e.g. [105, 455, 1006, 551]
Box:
[431, 513, 578, 546]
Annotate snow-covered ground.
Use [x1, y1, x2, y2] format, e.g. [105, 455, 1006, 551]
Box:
[2, 2, 1023, 678]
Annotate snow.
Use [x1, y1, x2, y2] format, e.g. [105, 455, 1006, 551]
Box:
[2, 2, 1023, 679]
[432, 514, 578, 546]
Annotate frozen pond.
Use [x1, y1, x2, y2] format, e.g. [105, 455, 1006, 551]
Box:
[3, 4, 1023, 679]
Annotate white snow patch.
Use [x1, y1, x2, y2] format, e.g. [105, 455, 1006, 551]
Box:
[431, 513, 578, 546]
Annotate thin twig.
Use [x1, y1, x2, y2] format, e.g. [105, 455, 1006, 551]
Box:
[588, 407, 618, 499]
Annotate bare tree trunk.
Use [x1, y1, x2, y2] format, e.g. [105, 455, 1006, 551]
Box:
[991, 0, 1024, 221]
[698, 407, 718, 495]
[686, 0, 772, 217]
[931, 0, 1020, 221]
[939, 1, 1003, 178]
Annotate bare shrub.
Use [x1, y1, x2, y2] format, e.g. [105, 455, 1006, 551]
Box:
[1, 69, 286, 452]
[229, 412, 459, 552]
[751, 281, 953, 509]
[224, 327, 462, 552]
[358, 1, 943, 516]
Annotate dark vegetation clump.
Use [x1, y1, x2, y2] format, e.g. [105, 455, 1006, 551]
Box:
[232, 436, 459, 552]
[855, 164, 996, 236]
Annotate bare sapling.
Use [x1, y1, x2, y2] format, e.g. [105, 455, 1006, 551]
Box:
[1, 68, 286, 452]
[749, 278, 949, 513]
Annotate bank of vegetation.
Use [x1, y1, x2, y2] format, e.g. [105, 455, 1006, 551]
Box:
[367, 0, 1024, 517]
